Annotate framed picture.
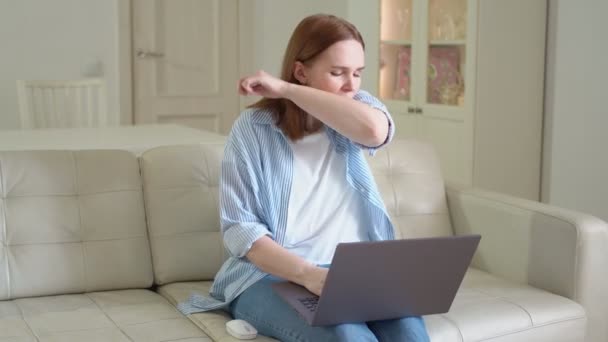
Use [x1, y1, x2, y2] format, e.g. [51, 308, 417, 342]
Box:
[427, 47, 461, 103]
[394, 46, 411, 100]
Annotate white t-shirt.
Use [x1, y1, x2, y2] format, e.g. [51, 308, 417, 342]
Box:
[284, 131, 367, 265]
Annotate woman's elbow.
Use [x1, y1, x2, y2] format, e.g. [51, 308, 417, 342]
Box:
[365, 123, 388, 147]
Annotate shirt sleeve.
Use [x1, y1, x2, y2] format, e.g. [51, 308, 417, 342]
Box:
[352, 90, 395, 156]
[219, 139, 272, 258]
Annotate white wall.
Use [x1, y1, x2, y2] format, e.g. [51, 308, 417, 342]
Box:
[249, 0, 379, 93]
[251, 0, 346, 76]
[543, 0, 608, 221]
[0, 1, 379, 130]
[0, 0, 119, 130]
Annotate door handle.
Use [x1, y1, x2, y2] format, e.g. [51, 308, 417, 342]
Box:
[415, 107, 423, 114]
[407, 106, 415, 113]
[136, 49, 165, 58]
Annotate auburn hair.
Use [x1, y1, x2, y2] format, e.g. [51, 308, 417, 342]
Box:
[249, 14, 365, 141]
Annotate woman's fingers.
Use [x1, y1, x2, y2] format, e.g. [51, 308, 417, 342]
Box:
[239, 77, 267, 97]
[238, 71, 284, 98]
[238, 81, 247, 95]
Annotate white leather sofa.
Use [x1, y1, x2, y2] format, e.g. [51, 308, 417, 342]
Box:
[0, 140, 606, 342]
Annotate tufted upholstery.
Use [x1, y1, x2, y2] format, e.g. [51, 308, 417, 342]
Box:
[0, 150, 210, 341]
[142, 141, 602, 342]
[446, 185, 608, 342]
[0, 150, 153, 300]
[366, 140, 453, 239]
[0, 289, 210, 341]
[136, 140, 453, 285]
[1, 140, 606, 342]
[139, 145, 226, 285]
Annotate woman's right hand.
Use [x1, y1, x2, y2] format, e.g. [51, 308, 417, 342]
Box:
[238, 70, 290, 99]
[246, 236, 330, 296]
[303, 266, 329, 296]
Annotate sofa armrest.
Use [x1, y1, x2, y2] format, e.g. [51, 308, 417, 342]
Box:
[446, 183, 608, 342]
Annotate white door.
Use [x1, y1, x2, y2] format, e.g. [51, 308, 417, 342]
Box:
[132, 0, 239, 134]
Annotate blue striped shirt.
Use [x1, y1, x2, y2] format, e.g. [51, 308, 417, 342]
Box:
[178, 90, 395, 314]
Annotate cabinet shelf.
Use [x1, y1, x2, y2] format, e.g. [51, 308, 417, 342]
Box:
[382, 40, 466, 46]
[429, 40, 467, 46]
[380, 39, 412, 46]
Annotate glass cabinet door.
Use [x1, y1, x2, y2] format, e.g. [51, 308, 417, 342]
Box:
[425, 0, 468, 107]
[379, 0, 414, 102]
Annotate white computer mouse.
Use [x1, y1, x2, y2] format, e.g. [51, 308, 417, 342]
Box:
[226, 319, 258, 340]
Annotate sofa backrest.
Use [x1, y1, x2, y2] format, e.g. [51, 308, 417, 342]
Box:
[139, 140, 452, 285]
[139, 144, 225, 285]
[0, 141, 450, 297]
[366, 140, 453, 239]
[0, 150, 153, 300]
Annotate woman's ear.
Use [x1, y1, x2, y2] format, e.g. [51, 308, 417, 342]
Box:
[293, 61, 307, 85]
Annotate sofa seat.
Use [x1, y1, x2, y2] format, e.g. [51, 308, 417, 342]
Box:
[0, 289, 211, 342]
[158, 284, 277, 342]
[158, 268, 585, 342]
[427, 268, 586, 341]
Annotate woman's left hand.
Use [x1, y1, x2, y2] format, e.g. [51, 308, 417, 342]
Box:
[238, 70, 289, 98]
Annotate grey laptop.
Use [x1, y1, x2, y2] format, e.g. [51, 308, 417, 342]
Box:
[271, 234, 481, 326]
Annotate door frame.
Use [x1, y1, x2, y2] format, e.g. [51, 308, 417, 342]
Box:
[117, 0, 132, 125]
[116, 0, 255, 126]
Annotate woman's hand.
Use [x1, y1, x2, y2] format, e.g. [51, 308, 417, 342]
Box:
[303, 266, 329, 296]
[238, 70, 290, 99]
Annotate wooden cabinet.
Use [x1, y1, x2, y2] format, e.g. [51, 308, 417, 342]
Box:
[239, 0, 546, 200]
[376, 0, 546, 200]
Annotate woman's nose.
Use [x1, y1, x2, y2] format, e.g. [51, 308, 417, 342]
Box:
[342, 76, 355, 91]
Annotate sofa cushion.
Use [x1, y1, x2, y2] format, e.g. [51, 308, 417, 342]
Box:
[139, 140, 451, 288]
[157, 283, 278, 342]
[0, 289, 210, 342]
[0, 150, 153, 300]
[366, 140, 453, 239]
[430, 268, 586, 341]
[140, 145, 226, 285]
[157, 268, 585, 342]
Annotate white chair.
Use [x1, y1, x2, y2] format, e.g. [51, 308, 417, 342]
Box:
[17, 78, 110, 129]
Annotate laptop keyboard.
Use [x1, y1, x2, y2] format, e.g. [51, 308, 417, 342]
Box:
[297, 297, 319, 312]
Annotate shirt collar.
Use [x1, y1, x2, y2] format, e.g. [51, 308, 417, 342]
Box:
[249, 107, 287, 135]
[250, 108, 275, 125]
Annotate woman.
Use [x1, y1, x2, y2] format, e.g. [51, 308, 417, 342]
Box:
[179, 14, 430, 342]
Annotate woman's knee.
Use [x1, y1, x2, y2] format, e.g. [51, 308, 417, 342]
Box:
[329, 323, 378, 342]
[369, 316, 430, 342]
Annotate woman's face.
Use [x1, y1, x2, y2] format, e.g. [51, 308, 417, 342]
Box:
[295, 39, 365, 98]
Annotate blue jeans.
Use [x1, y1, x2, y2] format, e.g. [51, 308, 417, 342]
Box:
[228, 275, 430, 342]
